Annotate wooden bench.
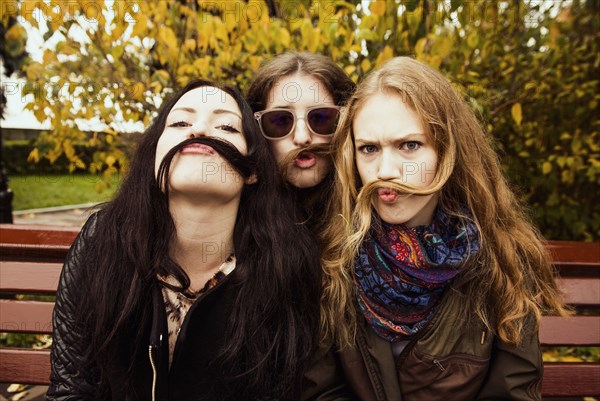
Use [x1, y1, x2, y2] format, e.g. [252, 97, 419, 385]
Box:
[1, 224, 599, 397]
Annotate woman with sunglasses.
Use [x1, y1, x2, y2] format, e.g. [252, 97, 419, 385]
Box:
[247, 52, 355, 232]
[46, 79, 344, 401]
[324, 57, 569, 400]
[247, 53, 357, 358]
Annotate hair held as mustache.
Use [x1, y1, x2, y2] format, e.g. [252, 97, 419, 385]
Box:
[356, 179, 444, 209]
[156, 137, 255, 190]
[279, 143, 332, 176]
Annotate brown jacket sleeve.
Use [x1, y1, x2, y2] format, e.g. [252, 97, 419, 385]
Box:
[476, 322, 543, 401]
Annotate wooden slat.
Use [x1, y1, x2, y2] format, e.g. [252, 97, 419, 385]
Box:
[0, 243, 72, 262]
[546, 240, 600, 264]
[0, 261, 62, 293]
[0, 300, 53, 334]
[547, 240, 600, 277]
[556, 277, 600, 305]
[0, 224, 79, 262]
[0, 348, 51, 385]
[0, 224, 80, 245]
[542, 363, 600, 396]
[540, 316, 600, 346]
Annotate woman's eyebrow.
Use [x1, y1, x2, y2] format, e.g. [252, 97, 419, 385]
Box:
[169, 107, 242, 120]
[354, 132, 426, 144]
[170, 107, 196, 114]
[213, 109, 242, 120]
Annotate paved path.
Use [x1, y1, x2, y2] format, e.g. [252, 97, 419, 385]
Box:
[12, 203, 98, 227]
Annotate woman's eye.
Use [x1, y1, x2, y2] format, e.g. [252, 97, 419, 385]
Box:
[401, 141, 422, 151]
[358, 145, 378, 154]
[168, 121, 190, 128]
[217, 124, 240, 133]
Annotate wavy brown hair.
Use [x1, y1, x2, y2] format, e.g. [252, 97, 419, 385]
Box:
[323, 57, 569, 348]
[247, 51, 356, 346]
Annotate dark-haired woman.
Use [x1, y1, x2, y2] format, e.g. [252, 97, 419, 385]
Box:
[46, 80, 339, 401]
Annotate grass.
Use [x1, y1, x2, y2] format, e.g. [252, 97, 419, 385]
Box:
[8, 174, 120, 211]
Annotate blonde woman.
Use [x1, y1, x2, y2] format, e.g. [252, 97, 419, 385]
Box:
[323, 57, 568, 401]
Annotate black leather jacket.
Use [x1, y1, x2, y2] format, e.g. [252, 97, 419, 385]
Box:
[46, 214, 354, 401]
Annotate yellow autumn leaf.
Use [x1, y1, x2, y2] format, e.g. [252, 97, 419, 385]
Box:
[280, 29, 291, 48]
[308, 27, 320, 52]
[131, 13, 148, 38]
[414, 38, 427, 58]
[511, 102, 523, 126]
[375, 46, 394, 67]
[542, 162, 552, 175]
[28, 148, 40, 163]
[157, 26, 178, 64]
[44, 50, 58, 65]
[370, 0, 386, 17]
[301, 18, 313, 46]
[361, 58, 371, 73]
[224, 10, 238, 33]
[432, 36, 453, 59]
[33, 106, 47, 122]
[344, 65, 356, 75]
[105, 155, 117, 167]
[559, 356, 583, 362]
[75, 158, 86, 169]
[214, 19, 228, 42]
[132, 82, 145, 101]
[64, 141, 76, 159]
[153, 69, 170, 84]
[467, 31, 479, 48]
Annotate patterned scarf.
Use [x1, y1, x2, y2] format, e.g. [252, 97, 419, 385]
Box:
[354, 209, 479, 342]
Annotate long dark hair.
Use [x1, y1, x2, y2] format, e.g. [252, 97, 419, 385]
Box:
[246, 52, 355, 233]
[74, 79, 322, 399]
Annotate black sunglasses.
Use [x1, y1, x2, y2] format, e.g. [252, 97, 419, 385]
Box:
[254, 106, 342, 140]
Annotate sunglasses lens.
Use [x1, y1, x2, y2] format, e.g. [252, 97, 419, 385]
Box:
[307, 107, 340, 136]
[260, 110, 294, 138]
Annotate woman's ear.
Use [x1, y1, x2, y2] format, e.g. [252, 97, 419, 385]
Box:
[245, 173, 258, 185]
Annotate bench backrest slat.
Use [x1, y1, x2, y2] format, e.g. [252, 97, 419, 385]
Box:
[0, 348, 51, 385]
[0, 261, 62, 293]
[0, 224, 79, 262]
[0, 299, 54, 334]
[541, 363, 600, 397]
[540, 316, 600, 346]
[556, 277, 600, 305]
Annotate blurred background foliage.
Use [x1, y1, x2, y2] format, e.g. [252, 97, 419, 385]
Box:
[1, 0, 598, 240]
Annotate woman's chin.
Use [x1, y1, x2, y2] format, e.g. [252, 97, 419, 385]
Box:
[285, 163, 330, 189]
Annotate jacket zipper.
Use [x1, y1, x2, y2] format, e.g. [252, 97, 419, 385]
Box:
[148, 345, 157, 401]
[433, 359, 445, 371]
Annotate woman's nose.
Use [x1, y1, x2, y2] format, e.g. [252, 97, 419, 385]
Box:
[292, 118, 312, 146]
[189, 123, 209, 138]
[376, 152, 401, 180]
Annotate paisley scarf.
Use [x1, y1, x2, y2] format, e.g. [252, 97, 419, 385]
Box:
[354, 209, 480, 342]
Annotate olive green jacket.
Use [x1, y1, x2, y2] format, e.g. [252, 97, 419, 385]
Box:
[339, 288, 543, 401]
